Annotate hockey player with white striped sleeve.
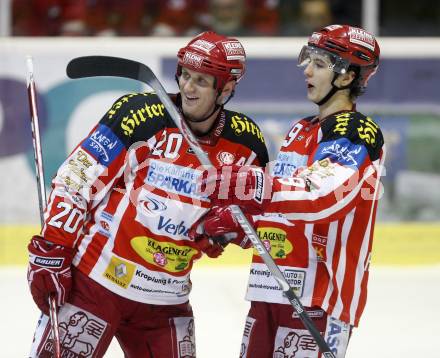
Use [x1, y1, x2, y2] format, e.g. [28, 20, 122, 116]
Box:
[192, 25, 385, 358]
[26, 31, 268, 358]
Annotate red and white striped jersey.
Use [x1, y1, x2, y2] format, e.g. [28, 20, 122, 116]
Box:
[42, 92, 268, 305]
[245, 110, 385, 326]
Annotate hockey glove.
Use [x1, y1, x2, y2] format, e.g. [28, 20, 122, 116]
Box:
[188, 211, 223, 258]
[27, 235, 74, 315]
[200, 165, 271, 215]
[189, 206, 254, 249]
[193, 237, 225, 258]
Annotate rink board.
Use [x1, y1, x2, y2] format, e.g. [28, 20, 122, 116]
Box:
[1, 223, 440, 266]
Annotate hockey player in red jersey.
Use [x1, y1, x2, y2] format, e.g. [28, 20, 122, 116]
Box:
[192, 25, 385, 357]
[27, 31, 268, 357]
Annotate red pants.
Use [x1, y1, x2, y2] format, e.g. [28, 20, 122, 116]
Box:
[30, 268, 195, 357]
[240, 301, 352, 358]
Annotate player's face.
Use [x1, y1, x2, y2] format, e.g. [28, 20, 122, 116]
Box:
[302, 53, 335, 104]
[179, 67, 218, 121]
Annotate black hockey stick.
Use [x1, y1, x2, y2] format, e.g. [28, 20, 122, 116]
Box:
[66, 56, 335, 357]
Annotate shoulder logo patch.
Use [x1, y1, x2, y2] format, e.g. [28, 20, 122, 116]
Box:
[332, 112, 351, 136]
[357, 116, 379, 146]
[230, 115, 265, 143]
[120, 102, 166, 137]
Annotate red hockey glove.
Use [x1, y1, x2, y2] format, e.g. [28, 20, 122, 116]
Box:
[193, 237, 225, 258]
[189, 206, 254, 249]
[189, 209, 224, 258]
[200, 165, 271, 215]
[27, 235, 74, 315]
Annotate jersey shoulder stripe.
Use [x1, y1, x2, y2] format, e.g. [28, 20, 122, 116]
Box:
[320, 111, 384, 161]
[222, 109, 269, 166]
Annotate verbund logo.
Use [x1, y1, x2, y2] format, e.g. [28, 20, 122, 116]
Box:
[141, 196, 168, 215]
[157, 215, 190, 237]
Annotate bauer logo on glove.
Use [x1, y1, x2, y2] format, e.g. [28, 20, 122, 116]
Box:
[31, 256, 65, 268]
[27, 235, 74, 314]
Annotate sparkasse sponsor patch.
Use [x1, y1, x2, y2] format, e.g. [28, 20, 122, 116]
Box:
[145, 160, 202, 198]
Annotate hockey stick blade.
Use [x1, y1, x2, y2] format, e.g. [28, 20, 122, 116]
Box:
[66, 55, 335, 357]
[67, 56, 144, 82]
[67, 56, 211, 166]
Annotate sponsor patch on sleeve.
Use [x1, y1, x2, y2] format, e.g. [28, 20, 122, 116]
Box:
[81, 124, 124, 165]
[314, 138, 367, 168]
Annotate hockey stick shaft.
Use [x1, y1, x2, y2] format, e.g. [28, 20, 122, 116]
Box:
[26, 57, 47, 228]
[26, 56, 62, 358]
[66, 56, 335, 357]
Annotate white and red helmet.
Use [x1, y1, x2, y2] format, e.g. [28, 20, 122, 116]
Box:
[176, 31, 246, 90]
[299, 24, 380, 89]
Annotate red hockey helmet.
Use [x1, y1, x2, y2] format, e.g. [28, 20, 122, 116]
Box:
[176, 31, 246, 90]
[299, 24, 380, 89]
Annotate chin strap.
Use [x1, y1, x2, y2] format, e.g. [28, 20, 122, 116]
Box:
[221, 89, 235, 106]
[316, 73, 352, 106]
